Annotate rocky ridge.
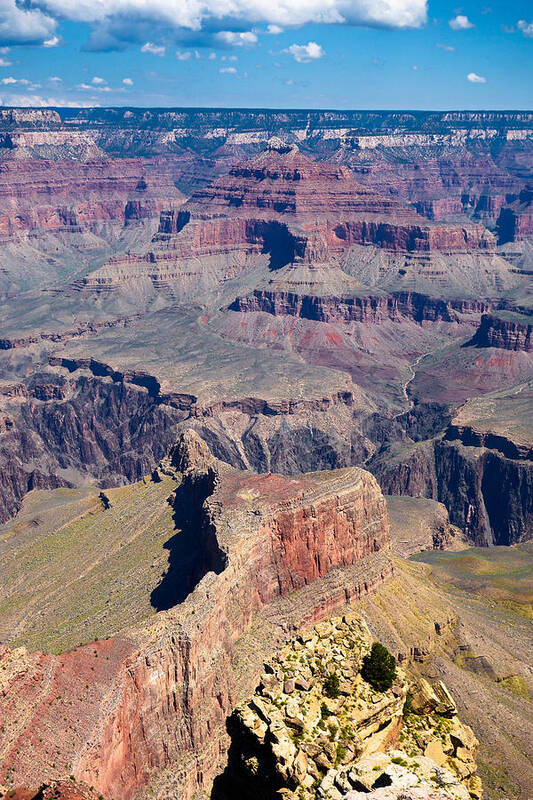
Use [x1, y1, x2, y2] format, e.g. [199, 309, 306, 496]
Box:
[0, 431, 393, 800]
[79, 139, 506, 301]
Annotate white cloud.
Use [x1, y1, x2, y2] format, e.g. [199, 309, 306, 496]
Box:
[0, 58, 11, 66]
[41, 0, 428, 29]
[77, 81, 113, 91]
[141, 41, 166, 56]
[518, 20, 533, 38]
[219, 66, 237, 74]
[122, 77, 133, 85]
[0, 47, 10, 54]
[449, 15, 474, 30]
[92, 76, 106, 84]
[208, 52, 216, 59]
[436, 42, 455, 51]
[0, 76, 38, 88]
[176, 50, 192, 59]
[467, 72, 486, 83]
[412, 64, 418, 70]
[49, 75, 62, 82]
[0, 0, 57, 46]
[1, 93, 100, 107]
[216, 31, 258, 47]
[284, 41, 325, 62]
[4, 1, 428, 50]
[267, 24, 283, 34]
[43, 34, 60, 46]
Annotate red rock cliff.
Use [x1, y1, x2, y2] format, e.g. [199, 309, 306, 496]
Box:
[469, 313, 533, 352]
[0, 442, 391, 800]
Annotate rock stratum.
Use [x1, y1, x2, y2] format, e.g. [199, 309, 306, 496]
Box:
[79, 138, 505, 301]
[0, 432, 392, 800]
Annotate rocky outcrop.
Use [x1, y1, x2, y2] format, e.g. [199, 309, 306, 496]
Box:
[434, 438, 533, 546]
[0, 109, 61, 127]
[496, 187, 533, 243]
[79, 139, 501, 298]
[214, 614, 479, 800]
[444, 423, 533, 461]
[330, 221, 494, 253]
[0, 374, 187, 521]
[0, 131, 183, 243]
[369, 441, 439, 500]
[0, 435, 393, 800]
[467, 313, 533, 352]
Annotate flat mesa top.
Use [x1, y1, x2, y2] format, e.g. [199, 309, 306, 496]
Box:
[216, 465, 369, 511]
[452, 383, 533, 448]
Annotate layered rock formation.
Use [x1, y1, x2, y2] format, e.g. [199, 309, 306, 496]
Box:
[2, 108, 532, 242]
[231, 290, 490, 325]
[0, 432, 393, 800]
[0, 143, 183, 238]
[371, 384, 533, 546]
[0, 127, 184, 295]
[80, 138, 505, 301]
[468, 313, 533, 352]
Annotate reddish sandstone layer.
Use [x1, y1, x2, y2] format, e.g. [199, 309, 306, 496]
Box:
[0, 132, 183, 236]
[80, 139, 497, 295]
[0, 442, 391, 800]
[469, 314, 533, 352]
[179, 139, 495, 254]
[231, 289, 490, 324]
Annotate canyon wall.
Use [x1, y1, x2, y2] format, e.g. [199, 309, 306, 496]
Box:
[371, 433, 533, 546]
[468, 314, 533, 352]
[0, 438, 392, 800]
[231, 289, 490, 324]
[0, 374, 186, 521]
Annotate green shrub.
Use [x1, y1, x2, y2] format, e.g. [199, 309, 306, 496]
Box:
[361, 642, 396, 692]
[323, 672, 340, 698]
[391, 756, 409, 767]
[320, 702, 332, 719]
[335, 744, 347, 766]
[403, 692, 414, 718]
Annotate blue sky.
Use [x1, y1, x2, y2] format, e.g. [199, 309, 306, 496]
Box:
[0, 0, 531, 109]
